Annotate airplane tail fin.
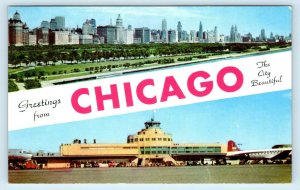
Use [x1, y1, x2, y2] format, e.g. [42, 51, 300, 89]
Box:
[227, 140, 241, 152]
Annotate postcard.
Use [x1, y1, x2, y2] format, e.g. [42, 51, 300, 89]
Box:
[8, 6, 292, 183]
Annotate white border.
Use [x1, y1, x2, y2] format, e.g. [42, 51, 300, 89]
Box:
[1, 1, 299, 190]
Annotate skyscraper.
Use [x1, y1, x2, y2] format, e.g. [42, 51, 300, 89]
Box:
[260, 29, 266, 41]
[90, 19, 96, 28]
[55, 16, 65, 30]
[50, 19, 57, 30]
[8, 11, 29, 46]
[230, 25, 241, 43]
[230, 25, 235, 42]
[168, 30, 178, 43]
[124, 25, 134, 44]
[177, 21, 182, 42]
[181, 30, 188, 42]
[82, 19, 94, 35]
[161, 18, 168, 43]
[214, 26, 219, 42]
[134, 27, 150, 44]
[270, 32, 274, 39]
[90, 18, 96, 33]
[41, 21, 50, 29]
[190, 30, 196, 43]
[97, 25, 117, 44]
[199, 21, 203, 41]
[116, 14, 123, 27]
[115, 14, 125, 44]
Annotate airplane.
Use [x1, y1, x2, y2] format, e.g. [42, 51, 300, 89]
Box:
[226, 140, 292, 164]
[8, 149, 32, 161]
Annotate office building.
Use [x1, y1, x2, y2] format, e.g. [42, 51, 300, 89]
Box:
[161, 18, 168, 43]
[8, 11, 29, 46]
[124, 26, 134, 44]
[177, 21, 182, 42]
[168, 29, 178, 43]
[199, 21, 203, 41]
[36, 27, 49, 45]
[190, 30, 196, 43]
[79, 34, 93, 44]
[134, 27, 150, 44]
[97, 25, 117, 44]
[49, 31, 70, 45]
[41, 21, 50, 29]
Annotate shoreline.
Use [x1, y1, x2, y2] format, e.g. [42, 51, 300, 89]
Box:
[45, 47, 290, 87]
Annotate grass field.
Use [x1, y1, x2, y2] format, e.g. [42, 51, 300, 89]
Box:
[8, 47, 290, 82]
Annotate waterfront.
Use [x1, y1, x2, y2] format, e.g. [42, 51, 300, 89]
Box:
[9, 164, 291, 183]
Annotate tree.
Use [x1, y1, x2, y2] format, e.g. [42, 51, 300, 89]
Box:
[8, 80, 19, 92]
[107, 65, 112, 71]
[24, 79, 41, 89]
[8, 52, 17, 67]
[59, 52, 68, 64]
[16, 53, 26, 67]
[28, 51, 38, 66]
[82, 50, 89, 63]
[69, 50, 80, 64]
[47, 51, 58, 65]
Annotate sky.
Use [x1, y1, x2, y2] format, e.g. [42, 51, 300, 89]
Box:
[9, 89, 291, 153]
[8, 6, 292, 37]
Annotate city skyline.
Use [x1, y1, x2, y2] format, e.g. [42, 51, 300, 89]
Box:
[8, 6, 291, 38]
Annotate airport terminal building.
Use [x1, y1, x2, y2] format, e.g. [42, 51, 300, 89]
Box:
[59, 118, 228, 167]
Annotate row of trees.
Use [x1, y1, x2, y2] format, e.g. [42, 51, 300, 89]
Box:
[9, 57, 180, 81]
[9, 42, 283, 68]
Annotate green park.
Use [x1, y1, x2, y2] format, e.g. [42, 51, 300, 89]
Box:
[8, 42, 291, 92]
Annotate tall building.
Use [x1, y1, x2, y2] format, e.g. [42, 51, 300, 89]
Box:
[168, 30, 178, 43]
[124, 25, 134, 44]
[150, 29, 160, 42]
[97, 25, 117, 44]
[8, 11, 29, 46]
[134, 27, 150, 44]
[177, 21, 182, 42]
[199, 21, 203, 41]
[90, 19, 96, 29]
[190, 30, 196, 43]
[229, 25, 241, 43]
[230, 25, 235, 42]
[161, 18, 168, 43]
[206, 30, 215, 43]
[50, 19, 57, 30]
[260, 29, 266, 41]
[116, 14, 123, 27]
[214, 26, 219, 43]
[50, 16, 65, 31]
[90, 19, 96, 34]
[28, 33, 37, 46]
[115, 14, 126, 44]
[219, 34, 225, 43]
[181, 30, 189, 42]
[49, 31, 70, 45]
[41, 21, 50, 29]
[68, 33, 80, 44]
[82, 19, 94, 35]
[270, 32, 274, 40]
[79, 34, 93, 44]
[242, 32, 253, 43]
[36, 27, 49, 45]
[55, 16, 65, 30]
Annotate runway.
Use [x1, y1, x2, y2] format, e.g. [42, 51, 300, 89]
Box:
[9, 164, 291, 183]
